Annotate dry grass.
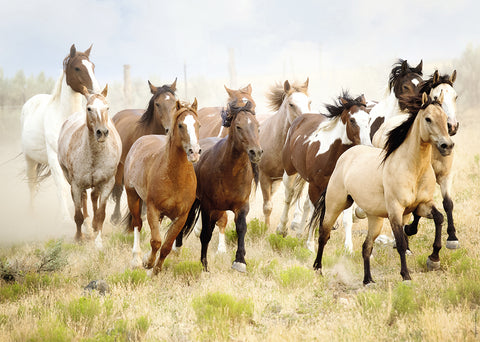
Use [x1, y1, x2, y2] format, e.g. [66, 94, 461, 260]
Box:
[0, 107, 479, 341]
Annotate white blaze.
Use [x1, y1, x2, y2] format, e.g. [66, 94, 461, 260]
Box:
[183, 115, 198, 146]
[82, 60, 100, 93]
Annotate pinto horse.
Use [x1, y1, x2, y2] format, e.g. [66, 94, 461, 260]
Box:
[198, 84, 255, 139]
[176, 101, 262, 273]
[123, 99, 200, 274]
[279, 92, 371, 252]
[110, 79, 177, 224]
[312, 92, 454, 284]
[258, 79, 311, 228]
[58, 85, 121, 249]
[21, 44, 101, 220]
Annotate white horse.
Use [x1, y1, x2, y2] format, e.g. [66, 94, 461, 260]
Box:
[21, 44, 100, 221]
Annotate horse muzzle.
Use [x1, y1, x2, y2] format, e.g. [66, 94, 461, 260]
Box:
[448, 122, 459, 136]
[248, 148, 263, 164]
[95, 128, 109, 142]
[436, 139, 455, 156]
[187, 145, 201, 163]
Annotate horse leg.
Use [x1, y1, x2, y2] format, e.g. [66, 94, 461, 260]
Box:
[343, 206, 354, 254]
[25, 156, 39, 213]
[110, 164, 124, 225]
[415, 202, 444, 271]
[126, 187, 143, 268]
[362, 216, 383, 285]
[260, 171, 273, 228]
[70, 184, 84, 242]
[439, 173, 459, 249]
[276, 172, 296, 237]
[144, 203, 163, 272]
[91, 180, 114, 250]
[388, 208, 411, 281]
[232, 206, 249, 273]
[200, 209, 215, 272]
[216, 212, 228, 254]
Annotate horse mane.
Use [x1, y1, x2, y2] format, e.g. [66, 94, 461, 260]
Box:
[388, 59, 423, 91]
[138, 85, 176, 127]
[266, 81, 309, 111]
[382, 93, 441, 162]
[418, 72, 454, 95]
[49, 71, 65, 103]
[221, 100, 255, 127]
[324, 90, 365, 119]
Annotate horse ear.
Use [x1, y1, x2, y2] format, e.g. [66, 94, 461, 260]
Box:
[450, 70, 457, 84]
[437, 90, 444, 105]
[148, 80, 157, 94]
[170, 78, 177, 92]
[401, 60, 408, 72]
[356, 94, 366, 105]
[284, 80, 291, 92]
[176, 100, 182, 111]
[191, 98, 198, 111]
[101, 84, 108, 97]
[224, 85, 234, 97]
[70, 44, 76, 58]
[303, 77, 309, 89]
[84, 44, 92, 57]
[414, 60, 423, 73]
[245, 84, 252, 94]
[421, 92, 428, 105]
[433, 70, 439, 84]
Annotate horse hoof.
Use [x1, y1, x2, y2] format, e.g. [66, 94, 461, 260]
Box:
[217, 246, 226, 254]
[426, 257, 440, 271]
[110, 214, 120, 226]
[276, 226, 287, 237]
[355, 206, 367, 219]
[231, 262, 247, 273]
[344, 243, 353, 255]
[446, 240, 460, 249]
[406, 249, 413, 256]
[131, 256, 142, 269]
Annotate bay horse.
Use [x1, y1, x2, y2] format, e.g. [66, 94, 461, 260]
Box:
[176, 101, 262, 273]
[198, 84, 255, 139]
[21, 44, 100, 221]
[258, 79, 311, 228]
[372, 70, 460, 250]
[110, 79, 177, 224]
[123, 99, 200, 274]
[312, 92, 454, 284]
[279, 92, 371, 252]
[58, 85, 121, 249]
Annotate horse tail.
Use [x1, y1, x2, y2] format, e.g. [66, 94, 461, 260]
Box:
[35, 163, 51, 183]
[180, 198, 201, 239]
[121, 211, 134, 233]
[309, 187, 327, 231]
[291, 174, 306, 205]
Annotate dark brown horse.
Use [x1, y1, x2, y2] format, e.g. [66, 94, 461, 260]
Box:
[198, 84, 255, 139]
[176, 101, 262, 273]
[110, 79, 177, 224]
[123, 99, 200, 274]
[280, 92, 371, 251]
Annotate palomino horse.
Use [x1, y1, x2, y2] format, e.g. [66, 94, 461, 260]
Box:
[123, 99, 200, 274]
[279, 92, 371, 252]
[176, 101, 262, 273]
[258, 79, 311, 228]
[58, 85, 121, 249]
[21, 44, 100, 220]
[372, 70, 460, 250]
[198, 84, 255, 139]
[312, 92, 454, 284]
[110, 79, 177, 224]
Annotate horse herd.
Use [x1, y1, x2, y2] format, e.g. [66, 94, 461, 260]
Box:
[19, 44, 460, 283]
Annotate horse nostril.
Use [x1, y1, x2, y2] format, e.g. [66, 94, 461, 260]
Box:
[188, 148, 193, 154]
[96, 129, 101, 136]
[104, 129, 109, 137]
[199, 149, 202, 154]
[165, 128, 170, 134]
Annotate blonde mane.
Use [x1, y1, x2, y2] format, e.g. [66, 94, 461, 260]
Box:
[266, 81, 309, 111]
[49, 71, 65, 104]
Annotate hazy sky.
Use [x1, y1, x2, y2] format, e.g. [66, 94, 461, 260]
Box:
[0, 0, 479, 83]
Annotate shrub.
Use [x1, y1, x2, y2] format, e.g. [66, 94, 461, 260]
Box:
[392, 282, 419, 316]
[267, 234, 311, 261]
[58, 297, 102, 325]
[247, 218, 268, 239]
[173, 260, 203, 281]
[278, 266, 313, 288]
[108, 269, 149, 286]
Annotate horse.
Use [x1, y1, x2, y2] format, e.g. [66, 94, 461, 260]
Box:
[175, 101, 262, 273]
[278, 92, 371, 252]
[198, 84, 255, 139]
[372, 70, 460, 250]
[58, 85, 121, 249]
[123, 99, 200, 274]
[110, 79, 177, 224]
[258, 79, 311, 229]
[21, 44, 101, 221]
[311, 92, 454, 284]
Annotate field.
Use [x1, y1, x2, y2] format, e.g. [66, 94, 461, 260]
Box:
[0, 105, 479, 341]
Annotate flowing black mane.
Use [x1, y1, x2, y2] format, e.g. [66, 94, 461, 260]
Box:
[324, 91, 365, 119]
[221, 100, 255, 127]
[138, 85, 176, 127]
[388, 59, 423, 91]
[382, 93, 442, 163]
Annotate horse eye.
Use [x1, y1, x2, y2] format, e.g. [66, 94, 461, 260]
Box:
[87, 107, 92, 112]
[236, 126, 242, 130]
[178, 124, 182, 129]
[75, 67, 80, 72]
[425, 117, 432, 123]
[155, 103, 160, 107]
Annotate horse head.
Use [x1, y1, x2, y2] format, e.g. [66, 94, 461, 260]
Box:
[226, 100, 263, 163]
[83, 85, 110, 143]
[173, 98, 201, 163]
[389, 59, 423, 100]
[147, 78, 177, 134]
[267, 78, 311, 124]
[426, 70, 458, 136]
[224, 84, 256, 111]
[64, 44, 100, 94]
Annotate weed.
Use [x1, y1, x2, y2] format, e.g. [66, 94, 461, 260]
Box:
[267, 234, 311, 262]
[24, 318, 75, 342]
[261, 258, 280, 278]
[357, 291, 388, 314]
[36, 240, 67, 273]
[108, 268, 149, 286]
[391, 282, 419, 316]
[247, 218, 268, 239]
[278, 266, 313, 288]
[57, 297, 101, 328]
[173, 260, 203, 281]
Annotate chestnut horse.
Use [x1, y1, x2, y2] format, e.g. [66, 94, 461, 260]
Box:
[123, 99, 200, 274]
[198, 84, 255, 139]
[21, 44, 100, 221]
[312, 92, 454, 284]
[259, 79, 311, 228]
[110, 79, 177, 224]
[176, 101, 262, 273]
[279, 92, 371, 251]
[58, 85, 121, 249]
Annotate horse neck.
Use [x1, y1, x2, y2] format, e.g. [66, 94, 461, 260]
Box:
[58, 74, 83, 118]
[371, 89, 400, 122]
[273, 101, 294, 140]
[165, 135, 190, 173]
[222, 135, 251, 174]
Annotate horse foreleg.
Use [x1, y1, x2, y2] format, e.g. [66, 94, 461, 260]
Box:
[216, 212, 228, 254]
[233, 206, 249, 273]
[91, 181, 114, 250]
[70, 184, 84, 242]
[25, 156, 39, 213]
[200, 209, 215, 272]
[362, 216, 383, 285]
[145, 204, 163, 272]
[260, 172, 273, 228]
[388, 208, 411, 281]
[126, 187, 143, 268]
[292, 193, 311, 237]
[155, 215, 189, 274]
[439, 173, 459, 249]
[110, 164, 124, 225]
[276, 172, 296, 237]
[415, 202, 444, 271]
[343, 206, 354, 254]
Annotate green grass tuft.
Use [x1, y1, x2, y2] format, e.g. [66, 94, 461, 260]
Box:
[108, 268, 149, 286]
[278, 266, 313, 288]
[173, 260, 203, 280]
[247, 218, 268, 239]
[267, 234, 311, 261]
[25, 318, 75, 342]
[392, 282, 419, 316]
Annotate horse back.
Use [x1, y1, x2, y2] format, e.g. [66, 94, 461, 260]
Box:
[198, 107, 227, 139]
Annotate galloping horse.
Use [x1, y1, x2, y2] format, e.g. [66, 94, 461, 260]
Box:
[198, 84, 255, 139]
[258, 79, 311, 228]
[123, 99, 200, 274]
[58, 85, 121, 248]
[176, 101, 262, 273]
[312, 92, 454, 283]
[21, 44, 100, 220]
[279, 92, 371, 252]
[110, 79, 177, 224]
